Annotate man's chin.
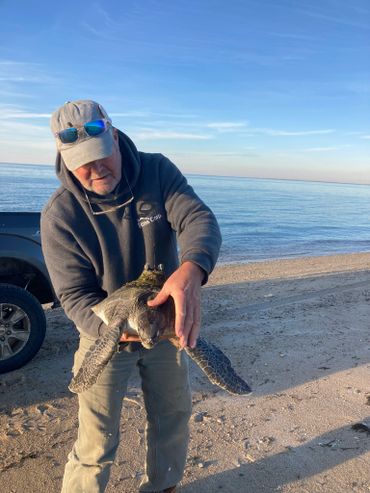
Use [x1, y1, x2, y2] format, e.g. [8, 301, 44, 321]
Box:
[93, 188, 114, 196]
[92, 180, 116, 195]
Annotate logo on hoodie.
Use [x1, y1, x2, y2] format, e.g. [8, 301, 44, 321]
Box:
[137, 213, 163, 229]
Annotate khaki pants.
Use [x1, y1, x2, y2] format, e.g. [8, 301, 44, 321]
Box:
[61, 336, 191, 493]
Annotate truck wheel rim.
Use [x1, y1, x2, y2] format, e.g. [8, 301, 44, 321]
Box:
[0, 303, 31, 361]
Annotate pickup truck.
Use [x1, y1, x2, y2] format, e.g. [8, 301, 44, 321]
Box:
[0, 212, 57, 373]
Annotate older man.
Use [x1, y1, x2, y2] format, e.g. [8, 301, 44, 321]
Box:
[41, 100, 221, 493]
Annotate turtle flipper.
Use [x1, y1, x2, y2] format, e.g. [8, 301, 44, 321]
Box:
[185, 337, 252, 395]
[69, 323, 122, 394]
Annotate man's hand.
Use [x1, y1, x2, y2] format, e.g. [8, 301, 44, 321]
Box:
[147, 261, 204, 348]
[119, 332, 141, 343]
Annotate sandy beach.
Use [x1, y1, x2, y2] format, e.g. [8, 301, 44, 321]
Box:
[1, 252, 370, 493]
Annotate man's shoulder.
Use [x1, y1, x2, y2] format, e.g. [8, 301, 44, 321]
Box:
[41, 186, 74, 220]
[138, 152, 179, 177]
[139, 151, 167, 165]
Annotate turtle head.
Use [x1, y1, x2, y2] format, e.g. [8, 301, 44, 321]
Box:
[129, 291, 174, 349]
[136, 307, 166, 348]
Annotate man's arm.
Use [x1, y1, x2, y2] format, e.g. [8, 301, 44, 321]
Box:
[41, 212, 108, 338]
[145, 156, 222, 347]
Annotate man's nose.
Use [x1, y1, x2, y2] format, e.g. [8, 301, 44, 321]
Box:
[91, 161, 105, 174]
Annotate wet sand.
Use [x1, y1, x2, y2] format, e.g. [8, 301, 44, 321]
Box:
[1, 252, 370, 492]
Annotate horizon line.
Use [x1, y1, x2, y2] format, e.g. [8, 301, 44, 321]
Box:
[1, 161, 370, 188]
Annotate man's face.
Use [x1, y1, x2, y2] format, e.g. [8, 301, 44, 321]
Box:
[72, 129, 122, 195]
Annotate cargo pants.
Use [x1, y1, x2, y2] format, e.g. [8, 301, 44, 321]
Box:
[61, 335, 192, 493]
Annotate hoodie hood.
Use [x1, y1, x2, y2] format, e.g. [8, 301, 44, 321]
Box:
[55, 129, 141, 208]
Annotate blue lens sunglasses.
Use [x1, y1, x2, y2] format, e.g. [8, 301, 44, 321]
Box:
[55, 118, 111, 144]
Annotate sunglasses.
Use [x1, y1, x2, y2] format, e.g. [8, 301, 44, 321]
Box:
[55, 118, 111, 144]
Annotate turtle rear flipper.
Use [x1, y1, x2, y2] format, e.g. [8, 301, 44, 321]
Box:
[69, 323, 122, 394]
[185, 337, 252, 395]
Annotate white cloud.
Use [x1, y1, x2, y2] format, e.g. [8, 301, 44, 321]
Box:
[2, 111, 51, 119]
[0, 59, 57, 84]
[171, 150, 256, 157]
[303, 146, 350, 152]
[0, 120, 50, 143]
[110, 111, 151, 118]
[206, 121, 248, 131]
[132, 130, 213, 141]
[0, 89, 36, 99]
[0, 139, 54, 151]
[0, 105, 51, 127]
[259, 128, 335, 137]
[111, 111, 200, 120]
[297, 6, 370, 31]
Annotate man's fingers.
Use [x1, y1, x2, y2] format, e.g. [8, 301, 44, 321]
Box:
[174, 292, 201, 348]
[149, 263, 203, 348]
[185, 302, 201, 348]
[119, 332, 141, 342]
[147, 289, 169, 307]
[173, 290, 186, 343]
[187, 306, 201, 348]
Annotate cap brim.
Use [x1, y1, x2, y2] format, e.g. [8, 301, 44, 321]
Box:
[60, 130, 114, 171]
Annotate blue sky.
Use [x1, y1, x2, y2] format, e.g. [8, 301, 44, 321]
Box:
[0, 0, 369, 183]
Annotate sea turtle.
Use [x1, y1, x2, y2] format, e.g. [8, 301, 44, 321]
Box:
[69, 265, 252, 395]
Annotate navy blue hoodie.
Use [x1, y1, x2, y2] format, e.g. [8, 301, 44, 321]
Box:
[41, 130, 221, 339]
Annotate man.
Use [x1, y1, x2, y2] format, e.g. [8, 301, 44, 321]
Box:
[41, 100, 221, 493]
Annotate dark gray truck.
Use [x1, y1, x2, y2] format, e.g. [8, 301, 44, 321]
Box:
[0, 212, 57, 373]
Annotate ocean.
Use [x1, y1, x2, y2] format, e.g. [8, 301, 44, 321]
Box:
[2, 162, 370, 265]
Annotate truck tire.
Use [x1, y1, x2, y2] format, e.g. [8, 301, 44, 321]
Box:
[0, 283, 46, 373]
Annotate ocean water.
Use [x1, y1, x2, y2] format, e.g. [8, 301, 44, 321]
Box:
[2, 162, 370, 264]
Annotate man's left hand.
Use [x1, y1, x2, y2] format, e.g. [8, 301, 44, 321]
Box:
[147, 261, 204, 348]
[119, 332, 141, 343]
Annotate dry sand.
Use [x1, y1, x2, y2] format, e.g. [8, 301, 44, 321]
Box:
[1, 252, 370, 493]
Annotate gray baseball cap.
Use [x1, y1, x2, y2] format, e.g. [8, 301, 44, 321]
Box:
[50, 100, 114, 171]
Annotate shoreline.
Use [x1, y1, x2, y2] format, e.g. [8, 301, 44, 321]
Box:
[217, 249, 370, 267]
[210, 251, 370, 285]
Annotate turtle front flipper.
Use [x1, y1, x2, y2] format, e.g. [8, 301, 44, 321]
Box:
[185, 337, 252, 395]
[69, 323, 122, 394]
